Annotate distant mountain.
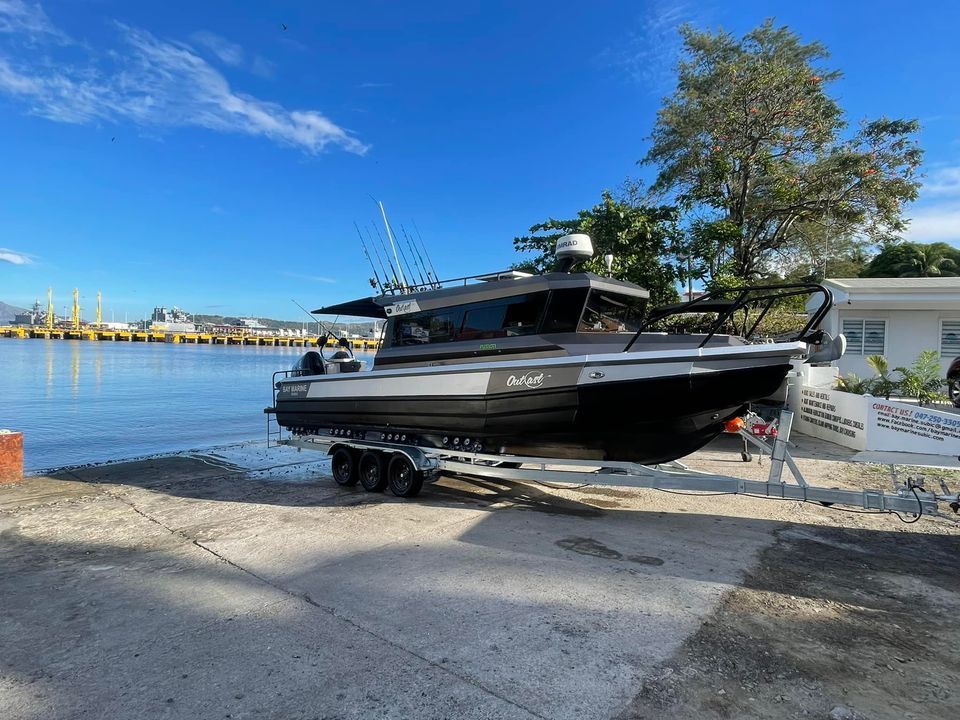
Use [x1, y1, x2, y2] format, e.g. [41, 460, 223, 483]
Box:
[0, 301, 27, 324]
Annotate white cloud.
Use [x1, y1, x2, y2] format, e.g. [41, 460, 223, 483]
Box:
[250, 55, 275, 79]
[600, 0, 709, 92]
[905, 204, 960, 243]
[281, 271, 336, 284]
[0, 9, 367, 155]
[189, 30, 243, 67]
[0, 247, 32, 265]
[922, 166, 960, 197]
[0, 0, 64, 40]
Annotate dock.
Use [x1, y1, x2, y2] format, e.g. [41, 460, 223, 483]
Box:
[0, 326, 380, 350]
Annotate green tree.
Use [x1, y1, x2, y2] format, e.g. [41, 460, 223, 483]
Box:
[860, 241, 960, 277]
[513, 191, 682, 305]
[894, 244, 958, 277]
[644, 20, 922, 282]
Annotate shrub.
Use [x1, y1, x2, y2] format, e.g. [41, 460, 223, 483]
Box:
[894, 350, 948, 406]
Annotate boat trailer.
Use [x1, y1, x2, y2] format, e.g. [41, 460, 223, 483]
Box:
[265, 409, 960, 523]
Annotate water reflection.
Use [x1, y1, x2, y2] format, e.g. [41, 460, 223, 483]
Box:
[0, 341, 375, 472]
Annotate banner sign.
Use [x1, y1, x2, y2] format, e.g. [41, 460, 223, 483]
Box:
[796, 386, 867, 451]
[867, 401, 960, 456]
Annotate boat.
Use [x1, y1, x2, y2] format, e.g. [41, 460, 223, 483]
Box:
[270, 235, 841, 465]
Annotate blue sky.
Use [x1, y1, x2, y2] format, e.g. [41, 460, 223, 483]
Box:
[1, 0, 959, 320]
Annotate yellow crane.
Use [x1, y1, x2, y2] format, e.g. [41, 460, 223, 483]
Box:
[46, 287, 54, 330]
[96, 291, 102, 327]
[72, 288, 80, 330]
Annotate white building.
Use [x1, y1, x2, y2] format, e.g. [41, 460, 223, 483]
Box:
[807, 277, 960, 378]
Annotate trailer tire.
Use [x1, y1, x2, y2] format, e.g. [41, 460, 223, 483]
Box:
[359, 451, 388, 492]
[388, 454, 423, 498]
[331, 447, 358, 486]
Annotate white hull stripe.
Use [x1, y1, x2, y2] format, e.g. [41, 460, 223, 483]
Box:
[295, 354, 791, 400]
[282, 341, 807, 389]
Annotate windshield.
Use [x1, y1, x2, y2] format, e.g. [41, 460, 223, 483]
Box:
[579, 290, 645, 333]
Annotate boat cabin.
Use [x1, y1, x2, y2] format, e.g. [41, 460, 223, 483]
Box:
[313, 271, 651, 368]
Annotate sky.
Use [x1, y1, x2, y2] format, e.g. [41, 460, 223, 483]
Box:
[0, 0, 959, 321]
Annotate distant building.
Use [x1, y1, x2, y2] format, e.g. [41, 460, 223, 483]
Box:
[150, 305, 195, 333]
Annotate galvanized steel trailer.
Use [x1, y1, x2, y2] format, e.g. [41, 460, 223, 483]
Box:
[267, 410, 960, 522]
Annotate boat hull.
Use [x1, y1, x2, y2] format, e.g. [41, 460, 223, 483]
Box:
[273, 344, 803, 464]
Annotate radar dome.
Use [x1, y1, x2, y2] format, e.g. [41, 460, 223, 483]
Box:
[555, 234, 594, 272]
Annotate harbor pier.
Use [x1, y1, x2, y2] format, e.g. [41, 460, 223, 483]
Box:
[0, 326, 380, 350]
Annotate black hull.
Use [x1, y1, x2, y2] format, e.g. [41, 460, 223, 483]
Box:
[274, 363, 791, 465]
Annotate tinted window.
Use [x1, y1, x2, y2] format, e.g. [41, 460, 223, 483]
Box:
[459, 293, 547, 341]
[541, 288, 589, 333]
[579, 290, 645, 333]
[394, 308, 464, 345]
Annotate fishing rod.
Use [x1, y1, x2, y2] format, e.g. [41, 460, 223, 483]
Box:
[411, 219, 440, 287]
[400, 224, 429, 288]
[363, 224, 394, 293]
[371, 222, 405, 292]
[370, 196, 407, 288]
[354, 222, 383, 292]
[291, 299, 343, 347]
[379, 201, 418, 292]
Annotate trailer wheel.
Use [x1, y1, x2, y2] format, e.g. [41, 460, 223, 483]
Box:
[388, 454, 423, 498]
[331, 447, 358, 486]
[359, 451, 388, 492]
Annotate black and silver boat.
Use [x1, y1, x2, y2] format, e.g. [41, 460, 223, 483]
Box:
[270, 236, 840, 465]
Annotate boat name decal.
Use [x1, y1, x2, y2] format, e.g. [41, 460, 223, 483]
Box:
[506, 371, 547, 390]
[283, 383, 309, 397]
[384, 300, 421, 316]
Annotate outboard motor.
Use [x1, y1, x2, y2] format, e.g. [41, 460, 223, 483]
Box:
[293, 350, 326, 376]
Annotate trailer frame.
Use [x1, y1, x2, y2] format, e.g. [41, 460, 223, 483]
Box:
[266, 409, 959, 521]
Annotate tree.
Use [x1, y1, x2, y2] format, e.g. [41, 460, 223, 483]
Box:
[894, 244, 958, 277]
[861, 241, 960, 277]
[643, 20, 922, 282]
[513, 191, 682, 305]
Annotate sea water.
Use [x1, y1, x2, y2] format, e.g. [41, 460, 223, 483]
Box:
[0, 340, 373, 472]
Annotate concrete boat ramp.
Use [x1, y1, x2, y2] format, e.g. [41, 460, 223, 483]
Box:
[2, 438, 959, 719]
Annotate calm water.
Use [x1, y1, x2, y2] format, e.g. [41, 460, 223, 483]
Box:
[0, 340, 373, 472]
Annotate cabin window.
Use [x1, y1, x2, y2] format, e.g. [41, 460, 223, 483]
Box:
[394, 309, 464, 345]
[579, 290, 645, 333]
[541, 288, 590, 332]
[459, 293, 548, 341]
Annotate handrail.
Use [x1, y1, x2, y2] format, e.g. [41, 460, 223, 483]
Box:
[623, 283, 833, 352]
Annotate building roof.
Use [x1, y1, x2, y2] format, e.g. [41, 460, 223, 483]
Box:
[824, 277, 960, 291]
[811, 276, 960, 312]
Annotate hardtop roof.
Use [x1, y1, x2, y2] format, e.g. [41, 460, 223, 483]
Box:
[312, 271, 650, 318]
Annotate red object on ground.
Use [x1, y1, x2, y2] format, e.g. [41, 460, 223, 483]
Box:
[0, 431, 23, 483]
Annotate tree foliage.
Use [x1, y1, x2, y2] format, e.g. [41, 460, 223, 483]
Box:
[513, 191, 682, 305]
[643, 20, 922, 282]
[860, 241, 960, 277]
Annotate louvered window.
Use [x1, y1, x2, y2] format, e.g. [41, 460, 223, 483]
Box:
[841, 319, 886, 355]
[942, 320, 960, 358]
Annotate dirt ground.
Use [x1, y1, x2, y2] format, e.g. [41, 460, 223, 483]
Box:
[612, 434, 960, 720]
